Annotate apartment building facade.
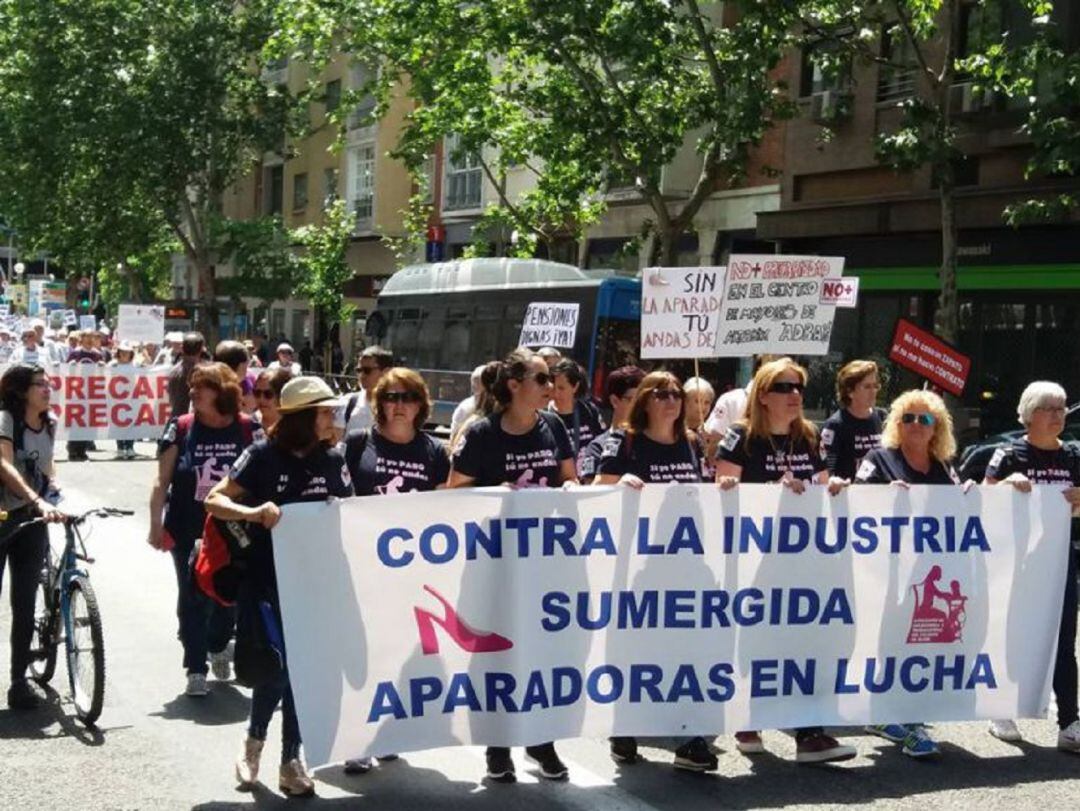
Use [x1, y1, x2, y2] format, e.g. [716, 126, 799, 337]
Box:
[757, 1, 1080, 436]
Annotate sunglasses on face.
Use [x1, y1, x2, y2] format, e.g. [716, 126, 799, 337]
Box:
[382, 391, 422, 404]
[768, 381, 804, 395]
[254, 388, 275, 400]
[901, 412, 936, 426]
[652, 389, 684, 402]
[520, 372, 553, 386]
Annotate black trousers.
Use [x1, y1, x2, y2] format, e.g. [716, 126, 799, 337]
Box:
[1054, 545, 1079, 730]
[0, 508, 48, 682]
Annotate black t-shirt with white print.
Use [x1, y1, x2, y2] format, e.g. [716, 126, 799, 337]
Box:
[578, 429, 610, 483]
[229, 440, 354, 598]
[452, 411, 574, 488]
[855, 446, 960, 485]
[820, 407, 886, 480]
[985, 437, 1080, 486]
[716, 424, 826, 483]
[596, 429, 708, 483]
[344, 428, 451, 496]
[550, 400, 607, 472]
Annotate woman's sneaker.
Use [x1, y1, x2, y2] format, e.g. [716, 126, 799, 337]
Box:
[525, 743, 569, 780]
[609, 736, 640, 764]
[866, 723, 911, 743]
[901, 727, 939, 758]
[279, 759, 316, 797]
[673, 737, 718, 772]
[343, 757, 373, 775]
[988, 719, 1023, 742]
[209, 649, 232, 681]
[734, 730, 765, 754]
[185, 672, 209, 697]
[235, 737, 264, 788]
[485, 748, 516, 783]
[795, 731, 856, 764]
[1058, 720, 1080, 752]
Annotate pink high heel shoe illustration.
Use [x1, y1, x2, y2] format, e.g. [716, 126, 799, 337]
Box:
[414, 585, 514, 656]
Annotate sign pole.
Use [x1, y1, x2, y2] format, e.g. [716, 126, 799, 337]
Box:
[693, 357, 704, 431]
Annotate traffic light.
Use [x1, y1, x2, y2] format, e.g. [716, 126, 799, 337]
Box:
[77, 286, 90, 311]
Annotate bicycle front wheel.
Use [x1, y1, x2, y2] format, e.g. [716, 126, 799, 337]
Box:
[65, 575, 105, 726]
[29, 562, 59, 685]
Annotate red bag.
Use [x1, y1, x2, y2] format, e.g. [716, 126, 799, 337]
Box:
[194, 515, 254, 606]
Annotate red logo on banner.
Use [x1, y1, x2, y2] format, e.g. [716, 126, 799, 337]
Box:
[906, 565, 969, 644]
[888, 319, 971, 396]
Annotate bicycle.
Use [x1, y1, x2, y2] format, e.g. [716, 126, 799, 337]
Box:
[14, 507, 134, 726]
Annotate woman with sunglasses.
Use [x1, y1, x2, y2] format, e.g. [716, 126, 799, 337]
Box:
[594, 371, 716, 772]
[820, 360, 885, 481]
[982, 381, 1080, 750]
[715, 357, 854, 764]
[207, 377, 353, 797]
[340, 367, 450, 776]
[254, 367, 293, 431]
[549, 359, 606, 477]
[449, 347, 576, 783]
[853, 389, 970, 758]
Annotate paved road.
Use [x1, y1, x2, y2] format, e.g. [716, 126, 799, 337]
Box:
[1, 446, 1079, 809]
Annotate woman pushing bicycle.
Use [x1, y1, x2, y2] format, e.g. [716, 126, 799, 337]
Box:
[0, 363, 65, 710]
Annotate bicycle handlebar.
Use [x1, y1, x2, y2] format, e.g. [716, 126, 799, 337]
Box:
[2, 506, 134, 533]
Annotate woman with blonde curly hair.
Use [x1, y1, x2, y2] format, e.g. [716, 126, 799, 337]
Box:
[855, 389, 959, 485]
[854, 388, 973, 758]
[715, 357, 852, 764]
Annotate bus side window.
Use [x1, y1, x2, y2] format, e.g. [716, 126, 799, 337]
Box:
[416, 306, 446, 368]
[388, 307, 421, 367]
[440, 308, 471, 370]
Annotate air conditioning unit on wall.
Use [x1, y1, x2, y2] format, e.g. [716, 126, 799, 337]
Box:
[950, 81, 995, 114]
[810, 90, 851, 124]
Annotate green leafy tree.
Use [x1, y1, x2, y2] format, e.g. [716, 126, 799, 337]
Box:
[280, 0, 799, 266]
[962, 1, 1079, 224]
[293, 200, 356, 370]
[0, 0, 297, 342]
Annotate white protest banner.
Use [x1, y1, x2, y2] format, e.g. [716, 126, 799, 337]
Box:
[518, 302, 580, 349]
[273, 484, 1068, 767]
[0, 303, 9, 318]
[35, 363, 172, 440]
[78, 314, 96, 331]
[820, 276, 859, 309]
[116, 304, 165, 345]
[640, 266, 725, 359]
[715, 254, 845, 356]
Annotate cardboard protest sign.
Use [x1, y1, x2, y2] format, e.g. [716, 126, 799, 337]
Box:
[79, 315, 96, 331]
[640, 266, 725, 359]
[820, 277, 859, 308]
[518, 302, 580, 349]
[0, 304, 10, 318]
[116, 304, 165, 345]
[715, 255, 845, 356]
[63, 310, 79, 327]
[888, 318, 971, 396]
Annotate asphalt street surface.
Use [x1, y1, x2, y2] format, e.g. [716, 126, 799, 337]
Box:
[1, 445, 1079, 810]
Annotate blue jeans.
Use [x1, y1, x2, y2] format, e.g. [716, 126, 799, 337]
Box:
[247, 645, 301, 762]
[169, 535, 235, 674]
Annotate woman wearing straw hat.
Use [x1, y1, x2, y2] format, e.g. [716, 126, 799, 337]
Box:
[206, 376, 353, 798]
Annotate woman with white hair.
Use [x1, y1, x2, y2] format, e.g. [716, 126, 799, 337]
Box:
[983, 381, 1080, 751]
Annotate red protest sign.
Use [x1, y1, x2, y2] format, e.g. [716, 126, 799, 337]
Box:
[888, 319, 971, 397]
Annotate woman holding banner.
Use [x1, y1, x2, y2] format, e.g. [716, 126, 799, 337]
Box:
[109, 342, 138, 459]
[449, 347, 577, 783]
[549, 358, 606, 477]
[148, 363, 261, 697]
[821, 360, 885, 481]
[715, 357, 855, 764]
[852, 389, 969, 757]
[982, 381, 1080, 751]
[594, 371, 717, 772]
[206, 376, 353, 797]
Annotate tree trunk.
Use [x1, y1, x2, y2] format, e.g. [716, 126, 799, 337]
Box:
[934, 177, 959, 344]
[195, 258, 220, 347]
[657, 228, 678, 266]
